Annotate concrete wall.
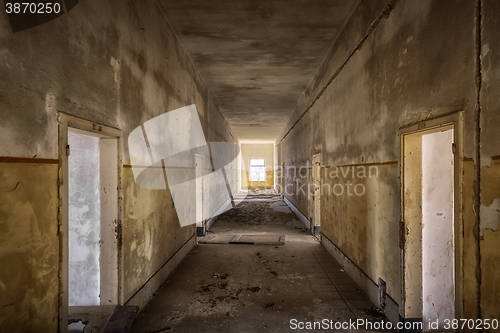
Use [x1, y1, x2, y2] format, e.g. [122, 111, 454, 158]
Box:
[240, 143, 274, 189]
[0, 1, 234, 331]
[278, 0, 499, 324]
[479, 0, 500, 323]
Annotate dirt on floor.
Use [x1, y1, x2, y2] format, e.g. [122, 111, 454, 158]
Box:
[210, 193, 310, 236]
[129, 193, 390, 333]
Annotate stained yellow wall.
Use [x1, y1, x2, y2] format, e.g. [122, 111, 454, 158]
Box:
[0, 161, 59, 332]
[479, 160, 500, 322]
[479, 0, 500, 325]
[0, 0, 234, 331]
[278, 0, 500, 325]
[121, 167, 196, 301]
[320, 163, 399, 300]
[240, 144, 274, 190]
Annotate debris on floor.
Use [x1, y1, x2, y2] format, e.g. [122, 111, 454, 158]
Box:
[246, 286, 261, 293]
[68, 321, 86, 333]
[129, 193, 389, 332]
[213, 272, 229, 279]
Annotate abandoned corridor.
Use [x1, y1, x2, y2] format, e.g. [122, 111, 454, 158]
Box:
[129, 193, 386, 333]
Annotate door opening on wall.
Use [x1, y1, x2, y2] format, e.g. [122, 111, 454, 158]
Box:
[66, 128, 120, 309]
[195, 154, 204, 236]
[313, 154, 321, 237]
[68, 130, 101, 306]
[421, 129, 455, 327]
[59, 114, 122, 333]
[400, 114, 462, 332]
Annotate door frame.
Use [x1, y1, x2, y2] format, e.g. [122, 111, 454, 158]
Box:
[312, 153, 321, 236]
[58, 113, 123, 332]
[399, 111, 464, 325]
[195, 153, 204, 236]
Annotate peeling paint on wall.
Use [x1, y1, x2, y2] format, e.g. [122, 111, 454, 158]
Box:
[0, 163, 59, 332]
[480, 198, 500, 236]
[0, 0, 235, 329]
[279, 0, 481, 318]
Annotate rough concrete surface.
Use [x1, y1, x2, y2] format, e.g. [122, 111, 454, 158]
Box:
[130, 194, 388, 332]
[480, 0, 500, 323]
[68, 306, 116, 333]
[0, 162, 59, 332]
[277, 0, 495, 324]
[0, 0, 499, 330]
[0, 0, 235, 330]
[209, 194, 308, 236]
[156, 0, 359, 140]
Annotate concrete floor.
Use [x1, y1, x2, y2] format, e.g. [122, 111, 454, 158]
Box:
[68, 306, 115, 333]
[129, 193, 389, 332]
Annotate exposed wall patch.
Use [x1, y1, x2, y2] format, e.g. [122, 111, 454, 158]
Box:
[480, 198, 500, 236]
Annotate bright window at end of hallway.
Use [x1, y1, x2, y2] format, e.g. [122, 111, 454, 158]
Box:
[249, 158, 265, 182]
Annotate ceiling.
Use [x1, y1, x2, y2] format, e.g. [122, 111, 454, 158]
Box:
[156, 0, 359, 142]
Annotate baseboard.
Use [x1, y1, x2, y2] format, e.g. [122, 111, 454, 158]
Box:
[206, 197, 232, 231]
[321, 234, 399, 325]
[283, 197, 310, 229]
[125, 235, 196, 310]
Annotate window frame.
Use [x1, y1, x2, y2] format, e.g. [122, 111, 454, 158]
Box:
[249, 158, 266, 182]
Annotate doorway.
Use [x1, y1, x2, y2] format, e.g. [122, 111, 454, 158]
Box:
[313, 153, 321, 237]
[400, 113, 463, 331]
[59, 114, 122, 333]
[195, 154, 204, 236]
[68, 130, 101, 306]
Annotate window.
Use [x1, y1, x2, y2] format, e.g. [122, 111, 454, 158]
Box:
[249, 158, 265, 182]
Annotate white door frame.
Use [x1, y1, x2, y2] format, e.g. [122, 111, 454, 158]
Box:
[313, 153, 321, 236]
[58, 113, 123, 332]
[399, 112, 464, 325]
[195, 154, 204, 235]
